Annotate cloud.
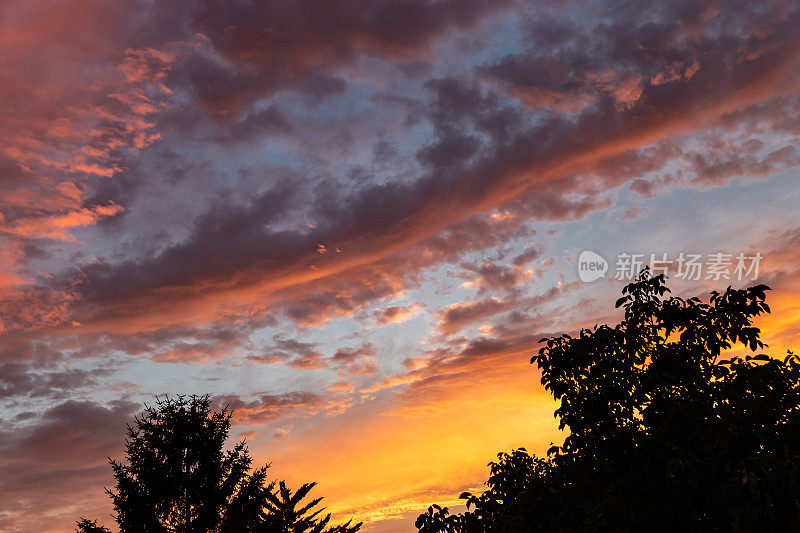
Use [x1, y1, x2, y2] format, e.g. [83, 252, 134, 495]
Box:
[0, 362, 112, 400]
[250, 336, 325, 369]
[331, 343, 379, 377]
[0, 0, 792, 348]
[1, 203, 124, 242]
[214, 391, 348, 424]
[436, 297, 512, 336]
[0, 399, 138, 533]
[185, 0, 510, 114]
[366, 283, 573, 396]
[374, 303, 424, 326]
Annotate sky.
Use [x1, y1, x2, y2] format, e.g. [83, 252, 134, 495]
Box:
[1, 0, 799, 531]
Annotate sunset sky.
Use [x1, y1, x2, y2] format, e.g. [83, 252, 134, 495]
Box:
[1, 1, 800, 531]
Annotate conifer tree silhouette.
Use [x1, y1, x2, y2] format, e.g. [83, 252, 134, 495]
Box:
[75, 518, 111, 533]
[77, 395, 360, 533]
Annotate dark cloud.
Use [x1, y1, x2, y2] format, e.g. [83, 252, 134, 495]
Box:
[0, 363, 112, 400]
[214, 391, 325, 423]
[0, 399, 138, 533]
[436, 283, 565, 337]
[331, 342, 378, 377]
[187, 0, 509, 113]
[436, 297, 513, 336]
[249, 336, 325, 369]
[17, 0, 789, 333]
[214, 105, 293, 143]
[0, 0, 794, 357]
[247, 337, 378, 377]
[512, 245, 544, 267]
[76, 178, 303, 304]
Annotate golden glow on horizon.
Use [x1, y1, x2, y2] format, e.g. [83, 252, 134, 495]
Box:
[256, 366, 560, 528]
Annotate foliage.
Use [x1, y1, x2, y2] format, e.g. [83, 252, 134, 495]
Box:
[417, 270, 800, 532]
[78, 395, 361, 533]
[76, 518, 111, 533]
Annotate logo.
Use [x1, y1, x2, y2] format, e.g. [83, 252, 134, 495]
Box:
[578, 250, 608, 282]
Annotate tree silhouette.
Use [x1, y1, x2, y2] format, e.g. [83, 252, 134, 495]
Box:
[417, 270, 800, 532]
[78, 395, 361, 533]
[76, 518, 111, 533]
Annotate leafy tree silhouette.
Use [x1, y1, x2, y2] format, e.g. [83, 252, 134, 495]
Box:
[417, 270, 800, 532]
[77, 395, 361, 533]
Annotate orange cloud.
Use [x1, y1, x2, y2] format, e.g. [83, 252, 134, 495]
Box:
[0, 203, 124, 242]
